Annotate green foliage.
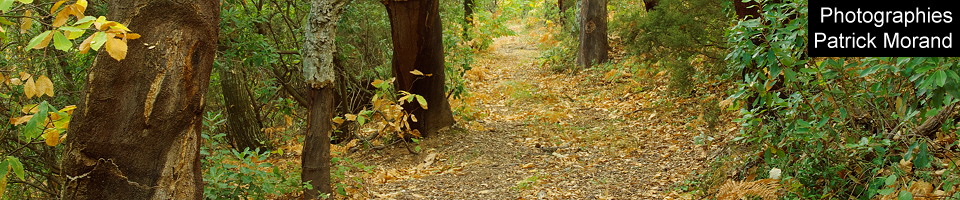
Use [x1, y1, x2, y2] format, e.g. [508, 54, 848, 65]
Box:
[615, 0, 727, 95]
[201, 111, 303, 199]
[723, 0, 960, 198]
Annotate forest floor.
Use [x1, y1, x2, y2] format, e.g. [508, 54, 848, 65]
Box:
[345, 24, 741, 199]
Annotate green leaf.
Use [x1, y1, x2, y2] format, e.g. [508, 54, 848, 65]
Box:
[915, 142, 931, 169]
[885, 174, 897, 186]
[859, 65, 881, 77]
[0, 160, 8, 178]
[22, 101, 50, 139]
[58, 26, 84, 33]
[935, 70, 948, 87]
[0, 0, 14, 13]
[878, 188, 895, 195]
[90, 31, 107, 51]
[357, 115, 366, 126]
[898, 191, 913, 200]
[26, 30, 51, 49]
[73, 16, 96, 27]
[415, 95, 428, 110]
[6, 157, 23, 181]
[53, 30, 71, 51]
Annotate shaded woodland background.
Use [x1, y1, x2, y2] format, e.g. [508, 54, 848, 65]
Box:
[0, 0, 959, 199]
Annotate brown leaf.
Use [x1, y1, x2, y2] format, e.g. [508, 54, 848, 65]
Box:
[44, 129, 61, 146]
[10, 115, 32, 125]
[23, 77, 37, 99]
[78, 33, 95, 54]
[19, 10, 32, 34]
[36, 75, 54, 97]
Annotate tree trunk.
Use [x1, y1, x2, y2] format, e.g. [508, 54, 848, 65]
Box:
[301, 0, 347, 199]
[220, 63, 269, 152]
[577, 0, 609, 67]
[463, 0, 474, 40]
[385, 0, 455, 137]
[61, 0, 219, 199]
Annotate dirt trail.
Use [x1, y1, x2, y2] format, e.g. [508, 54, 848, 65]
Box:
[358, 25, 720, 199]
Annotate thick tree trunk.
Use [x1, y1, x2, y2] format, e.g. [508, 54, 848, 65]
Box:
[577, 0, 609, 67]
[301, 0, 347, 199]
[385, 0, 456, 137]
[220, 64, 269, 152]
[61, 0, 219, 199]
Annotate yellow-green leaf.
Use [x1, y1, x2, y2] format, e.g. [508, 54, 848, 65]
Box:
[89, 31, 106, 50]
[52, 30, 71, 51]
[59, 105, 76, 115]
[105, 37, 127, 61]
[0, 0, 14, 13]
[415, 95, 428, 110]
[27, 30, 52, 49]
[16, 0, 32, 3]
[36, 75, 53, 97]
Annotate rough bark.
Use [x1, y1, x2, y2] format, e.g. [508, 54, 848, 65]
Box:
[915, 102, 959, 138]
[385, 0, 456, 137]
[301, 0, 347, 199]
[577, 0, 609, 67]
[61, 0, 219, 199]
[220, 64, 269, 152]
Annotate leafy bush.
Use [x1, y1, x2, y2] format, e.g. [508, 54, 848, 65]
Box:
[720, 0, 960, 198]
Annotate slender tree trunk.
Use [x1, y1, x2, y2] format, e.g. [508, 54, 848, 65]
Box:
[301, 0, 347, 199]
[385, 0, 455, 137]
[577, 0, 609, 67]
[61, 0, 219, 199]
[220, 63, 269, 152]
[463, 0, 474, 40]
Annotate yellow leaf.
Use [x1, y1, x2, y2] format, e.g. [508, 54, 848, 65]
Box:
[105, 37, 127, 61]
[59, 105, 76, 115]
[19, 10, 32, 34]
[18, 72, 31, 80]
[122, 33, 141, 40]
[332, 117, 345, 124]
[410, 70, 424, 76]
[67, 4, 84, 19]
[9, 78, 20, 86]
[36, 75, 53, 97]
[345, 114, 357, 121]
[52, 9, 71, 27]
[371, 79, 384, 87]
[10, 115, 31, 125]
[0, 73, 6, 85]
[50, 0, 66, 14]
[44, 129, 60, 146]
[33, 31, 54, 49]
[21, 104, 38, 114]
[23, 77, 36, 99]
[78, 33, 94, 53]
[74, 0, 87, 13]
[410, 114, 418, 122]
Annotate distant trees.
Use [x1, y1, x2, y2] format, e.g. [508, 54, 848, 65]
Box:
[385, 0, 455, 136]
[578, 0, 609, 67]
[220, 63, 269, 152]
[62, 0, 219, 199]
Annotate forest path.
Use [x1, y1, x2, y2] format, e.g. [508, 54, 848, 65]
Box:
[358, 24, 719, 199]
